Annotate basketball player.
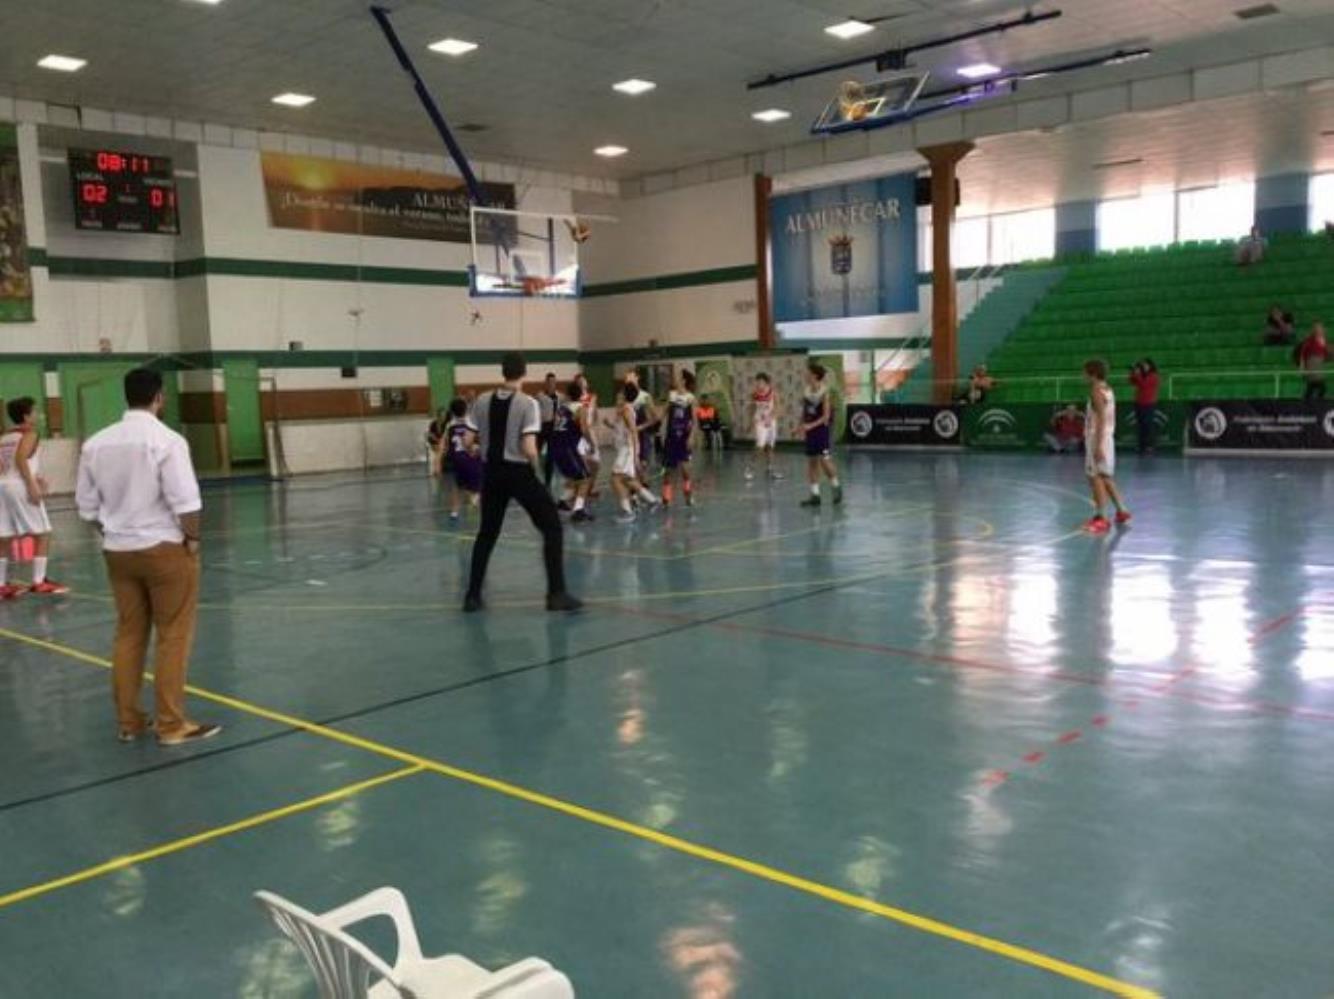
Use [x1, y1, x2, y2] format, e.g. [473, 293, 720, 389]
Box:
[661, 369, 698, 508]
[444, 398, 481, 521]
[617, 381, 660, 517]
[552, 381, 595, 523]
[0, 397, 68, 598]
[799, 363, 842, 508]
[463, 352, 580, 613]
[538, 372, 560, 489]
[744, 372, 782, 481]
[578, 376, 602, 498]
[625, 369, 661, 483]
[1082, 359, 1131, 534]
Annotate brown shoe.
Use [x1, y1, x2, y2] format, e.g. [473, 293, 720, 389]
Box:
[158, 722, 223, 746]
[117, 719, 156, 743]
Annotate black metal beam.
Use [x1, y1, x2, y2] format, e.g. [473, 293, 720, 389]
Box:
[747, 8, 1063, 91]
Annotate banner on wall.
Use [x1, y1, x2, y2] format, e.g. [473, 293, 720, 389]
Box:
[0, 125, 34, 323]
[260, 153, 516, 243]
[965, 402, 1186, 451]
[769, 173, 918, 323]
[845, 404, 962, 447]
[1188, 400, 1334, 451]
[695, 360, 734, 431]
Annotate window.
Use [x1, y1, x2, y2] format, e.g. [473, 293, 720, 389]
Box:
[952, 216, 989, 269]
[990, 207, 1055, 265]
[1310, 173, 1334, 232]
[918, 217, 988, 271]
[1096, 192, 1175, 252]
[1177, 182, 1255, 242]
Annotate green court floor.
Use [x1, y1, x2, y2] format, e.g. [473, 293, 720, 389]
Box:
[2, 451, 1332, 997]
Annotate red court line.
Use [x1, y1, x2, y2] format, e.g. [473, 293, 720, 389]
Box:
[980, 608, 1309, 791]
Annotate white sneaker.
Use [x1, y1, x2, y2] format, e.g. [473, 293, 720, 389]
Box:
[744, 468, 754, 481]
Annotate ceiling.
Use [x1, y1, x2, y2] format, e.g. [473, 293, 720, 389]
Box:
[1, 0, 1332, 180]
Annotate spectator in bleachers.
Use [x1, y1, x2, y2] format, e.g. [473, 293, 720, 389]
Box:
[1262, 305, 1296, 346]
[1129, 358, 1161, 454]
[960, 365, 997, 405]
[1235, 224, 1267, 266]
[1043, 404, 1084, 454]
[1295, 322, 1328, 400]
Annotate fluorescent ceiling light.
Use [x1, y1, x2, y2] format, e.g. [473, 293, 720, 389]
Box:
[272, 92, 316, 108]
[594, 145, 629, 158]
[613, 78, 656, 96]
[37, 54, 86, 72]
[428, 38, 478, 56]
[752, 108, 792, 123]
[958, 62, 1001, 79]
[825, 19, 874, 39]
[184, 0, 226, 5]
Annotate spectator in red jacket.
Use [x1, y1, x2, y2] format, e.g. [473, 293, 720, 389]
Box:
[1295, 323, 1328, 400]
[1129, 358, 1161, 454]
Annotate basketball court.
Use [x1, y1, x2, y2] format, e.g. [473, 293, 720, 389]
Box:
[3, 451, 1333, 996]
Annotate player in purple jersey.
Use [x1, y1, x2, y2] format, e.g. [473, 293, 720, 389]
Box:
[552, 382, 595, 522]
[799, 362, 842, 508]
[661, 369, 698, 507]
[443, 398, 481, 521]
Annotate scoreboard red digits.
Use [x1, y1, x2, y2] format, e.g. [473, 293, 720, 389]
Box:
[69, 148, 180, 235]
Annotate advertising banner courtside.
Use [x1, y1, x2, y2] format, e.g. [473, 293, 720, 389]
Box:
[963, 402, 1187, 451]
[1189, 401, 1334, 451]
[769, 173, 918, 323]
[260, 152, 515, 243]
[845, 405, 963, 447]
[0, 125, 33, 323]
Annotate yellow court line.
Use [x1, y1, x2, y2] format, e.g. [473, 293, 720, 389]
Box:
[0, 626, 1154, 998]
[0, 765, 423, 909]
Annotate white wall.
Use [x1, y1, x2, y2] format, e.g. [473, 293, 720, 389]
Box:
[577, 177, 758, 352]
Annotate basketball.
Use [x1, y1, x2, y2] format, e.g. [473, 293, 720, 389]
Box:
[565, 219, 592, 244]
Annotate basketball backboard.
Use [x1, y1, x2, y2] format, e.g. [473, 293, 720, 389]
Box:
[811, 72, 930, 135]
[469, 206, 607, 299]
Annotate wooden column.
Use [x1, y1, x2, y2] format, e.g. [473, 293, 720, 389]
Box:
[754, 173, 775, 350]
[918, 141, 974, 404]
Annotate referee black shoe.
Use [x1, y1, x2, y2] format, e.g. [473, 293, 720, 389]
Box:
[546, 593, 584, 613]
[462, 594, 485, 613]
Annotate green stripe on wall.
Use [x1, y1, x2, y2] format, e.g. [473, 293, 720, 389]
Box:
[580, 265, 758, 298]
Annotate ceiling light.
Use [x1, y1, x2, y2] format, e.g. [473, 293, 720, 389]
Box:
[594, 145, 628, 158]
[958, 62, 1001, 79]
[184, 0, 226, 5]
[752, 109, 792, 123]
[272, 92, 316, 108]
[428, 38, 478, 56]
[613, 78, 656, 96]
[37, 54, 86, 72]
[825, 19, 875, 40]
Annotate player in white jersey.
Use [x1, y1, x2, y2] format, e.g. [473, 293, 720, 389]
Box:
[1081, 359, 1131, 534]
[744, 372, 782, 481]
[0, 397, 68, 599]
[611, 382, 661, 521]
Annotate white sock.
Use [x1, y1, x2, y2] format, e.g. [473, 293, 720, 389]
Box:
[637, 486, 658, 503]
[810, 483, 820, 497]
[831, 478, 841, 488]
[32, 556, 47, 584]
[0, 558, 7, 586]
[620, 499, 633, 514]
[573, 496, 585, 512]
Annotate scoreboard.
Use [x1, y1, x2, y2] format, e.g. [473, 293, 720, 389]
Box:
[68, 149, 179, 234]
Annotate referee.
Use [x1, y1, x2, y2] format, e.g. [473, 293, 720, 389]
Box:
[464, 352, 581, 613]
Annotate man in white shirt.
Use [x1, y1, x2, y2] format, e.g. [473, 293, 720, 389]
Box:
[76, 368, 220, 746]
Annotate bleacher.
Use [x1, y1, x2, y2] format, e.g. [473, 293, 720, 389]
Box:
[987, 233, 1334, 403]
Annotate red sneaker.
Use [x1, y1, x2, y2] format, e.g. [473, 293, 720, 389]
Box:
[28, 580, 70, 595]
[0, 584, 23, 601]
[1083, 516, 1111, 534]
[1114, 510, 1133, 526]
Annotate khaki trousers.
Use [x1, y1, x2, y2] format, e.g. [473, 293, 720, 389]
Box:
[105, 542, 200, 737]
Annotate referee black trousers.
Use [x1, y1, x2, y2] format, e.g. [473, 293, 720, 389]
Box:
[466, 462, 567, 600]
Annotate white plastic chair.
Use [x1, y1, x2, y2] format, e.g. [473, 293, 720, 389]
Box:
[255, 888, 574, 999]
